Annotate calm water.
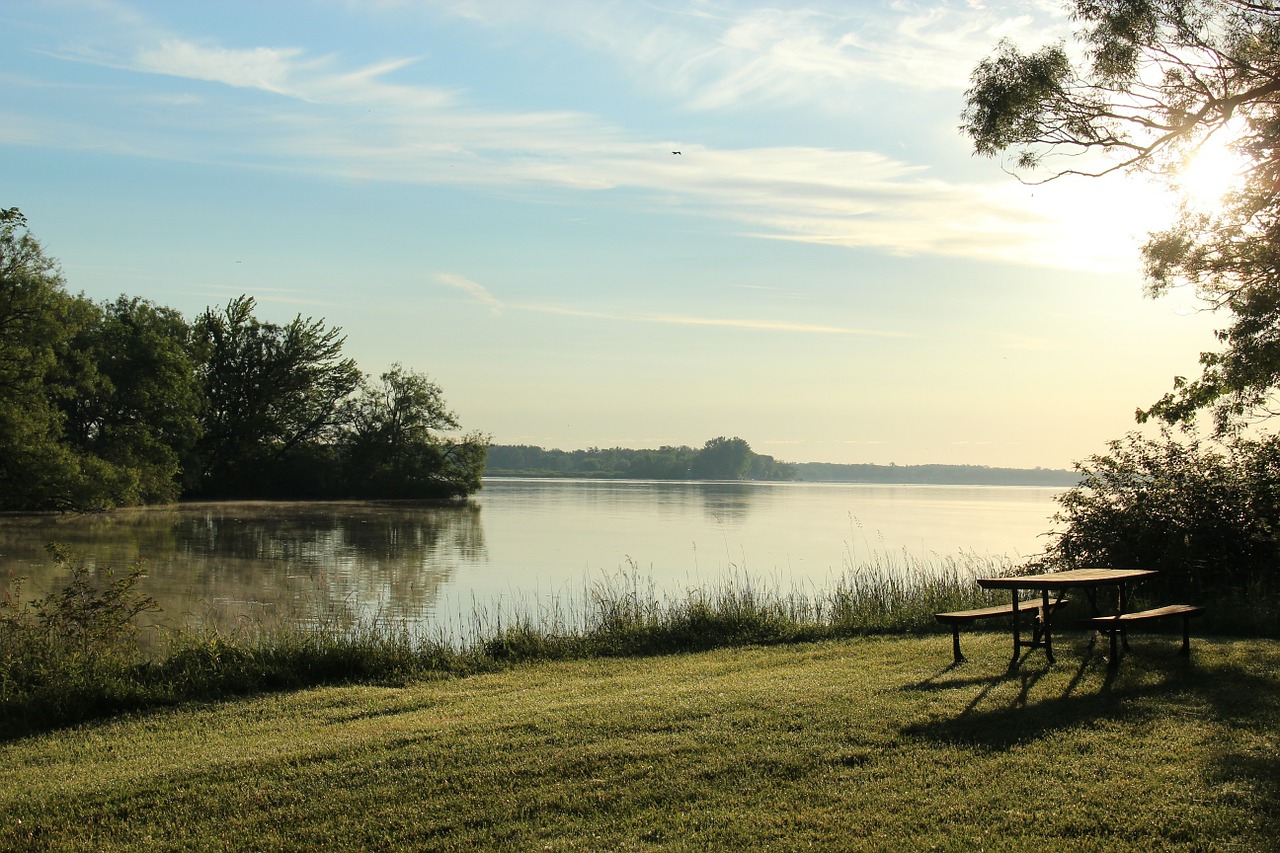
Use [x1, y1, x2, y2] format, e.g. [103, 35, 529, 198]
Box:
[0, 478, 1062, 636]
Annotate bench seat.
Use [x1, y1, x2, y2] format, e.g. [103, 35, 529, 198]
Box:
[936, 597, 1068, 663]
[1076, 604, 1206, 663]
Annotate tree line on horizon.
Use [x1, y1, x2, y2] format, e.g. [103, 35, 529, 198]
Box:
[791, 462, 1079, 486]
[484, 441, 1080, 486]
[0, 208, 487, 511]
[485, 437, 794, 481]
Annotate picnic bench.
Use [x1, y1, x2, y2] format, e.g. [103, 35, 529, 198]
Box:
[975, 568, 1159, 666]
[1076, 603, 1206, 665]
[935, 597, 1068, 663]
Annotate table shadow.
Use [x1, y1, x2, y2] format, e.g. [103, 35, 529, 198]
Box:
[899, 645, 1280, 839]
[909, 634, 1253, 741]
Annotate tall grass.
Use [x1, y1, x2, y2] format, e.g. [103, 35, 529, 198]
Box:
[474, 550, 1021, 660]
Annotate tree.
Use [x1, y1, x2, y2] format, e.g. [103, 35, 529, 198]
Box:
[748, 452, 796, 481]
[342, 364, 489, 498]
[1, 211, 207, 509]
[0, 208, 102, 510]
[0, 211, 485, 504]
[691, 436, 753, 480]
[962, 1, 1280, 434]
[192, 296, 362, 496]
[57, 296, 203, 504]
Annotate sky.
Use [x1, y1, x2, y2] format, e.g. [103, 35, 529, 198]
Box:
[0, 0, 1224, 469]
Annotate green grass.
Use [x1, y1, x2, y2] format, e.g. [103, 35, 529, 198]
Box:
[2, 632, 1277, 851]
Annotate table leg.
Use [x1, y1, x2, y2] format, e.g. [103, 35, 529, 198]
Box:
[1118, 582, 1132, 652]
[1040, 588, 1055, 664]
[1009, 590, 1022, 666]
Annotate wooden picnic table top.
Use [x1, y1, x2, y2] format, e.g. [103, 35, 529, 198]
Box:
[976, 567, 1157, 590]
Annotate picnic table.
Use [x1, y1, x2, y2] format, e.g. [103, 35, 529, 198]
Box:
[975, 567, 1157, 666]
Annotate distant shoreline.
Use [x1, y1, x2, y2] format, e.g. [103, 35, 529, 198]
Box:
[483, 463, 1080, 488]
[787, 462, 1080, 487]
[484, 443, 1080, 487]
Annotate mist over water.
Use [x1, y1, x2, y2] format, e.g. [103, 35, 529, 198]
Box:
[0, 479, 1061, 637]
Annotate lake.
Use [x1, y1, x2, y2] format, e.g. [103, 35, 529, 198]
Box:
[0, 478, 1063, 638]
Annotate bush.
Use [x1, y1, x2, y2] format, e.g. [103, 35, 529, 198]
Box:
[1045, 430, 1280, 603]
[0, 545, 159, 730]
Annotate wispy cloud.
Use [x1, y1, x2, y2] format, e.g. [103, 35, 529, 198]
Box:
[435, 272, 503, 313]
[422, 0, 1067, 107]
[134, 41, 307, 94]
[129, 36, 458, 108]
[520, 303, 907, 337]
[643, 313, 886, 335]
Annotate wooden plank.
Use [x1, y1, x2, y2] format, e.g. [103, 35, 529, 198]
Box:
[977, 568, 1157, 590]
[1078, 604, 1205, 628]
[1116, 604, 1205, 621]
[935, 598, 1068, 663]
[1076, 603, 1206, 664]
[935, 598, 1066, 623]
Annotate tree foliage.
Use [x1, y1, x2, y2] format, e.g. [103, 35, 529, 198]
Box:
[342, 365, 487, 498]
[57, 296, 203, 504]
[1045, 430, 1280, 599]
[0, 209, 107, 509]
[0, 210, 487, 509]
[963, 0, 1280, 434]
[192, 296, 363, 497]
[690, 436, 753, 480]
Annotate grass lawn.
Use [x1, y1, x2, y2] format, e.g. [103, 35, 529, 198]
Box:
[2, 632, 1277, 851]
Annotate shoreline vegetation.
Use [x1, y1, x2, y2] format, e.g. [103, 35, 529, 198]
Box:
[0, 548, 1011, 741]
[2, 545, 1274, 745]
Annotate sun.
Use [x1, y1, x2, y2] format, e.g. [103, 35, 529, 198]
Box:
[1176, 130, 1247, 211]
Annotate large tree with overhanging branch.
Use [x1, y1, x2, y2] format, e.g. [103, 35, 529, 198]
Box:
[962, 0, 1280, 435]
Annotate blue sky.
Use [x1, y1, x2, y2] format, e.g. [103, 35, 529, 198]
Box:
[1, 0, 1220, 468]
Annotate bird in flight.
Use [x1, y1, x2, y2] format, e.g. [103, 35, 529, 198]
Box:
[672, 151, 681, 155]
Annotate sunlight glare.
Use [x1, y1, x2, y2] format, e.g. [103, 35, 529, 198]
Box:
[1177, 130, 1246, 211]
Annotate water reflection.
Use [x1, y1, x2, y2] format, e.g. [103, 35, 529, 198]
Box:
[0, 501, 484, 633]
[699, 484, 755, 522]
[0, 481, 1062, 639]
[486, 479, 759, 524]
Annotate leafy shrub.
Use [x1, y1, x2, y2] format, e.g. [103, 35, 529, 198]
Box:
[1046, 430, 1280, 603]
[0, 545, 158, 731]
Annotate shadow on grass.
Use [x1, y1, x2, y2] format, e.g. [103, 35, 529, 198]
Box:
[897, 634, 1276, 747]
[896, 640, 1280, 840]
[1207, 749, 1280, 846]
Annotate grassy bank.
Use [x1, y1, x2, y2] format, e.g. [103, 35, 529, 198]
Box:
[2, 633, 1277, 850]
